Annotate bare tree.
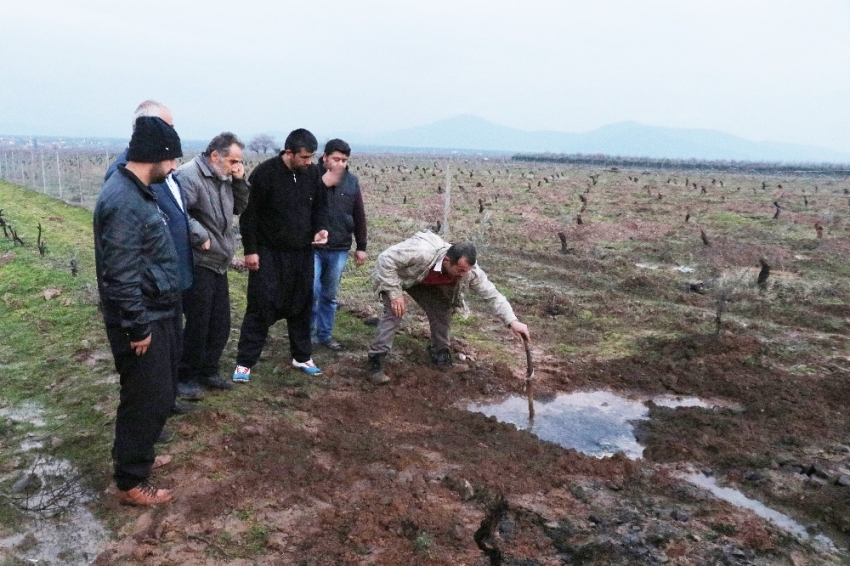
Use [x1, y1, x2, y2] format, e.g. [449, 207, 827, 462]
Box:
[247, 134, 277, 155]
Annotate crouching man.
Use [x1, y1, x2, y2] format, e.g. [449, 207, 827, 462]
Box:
[366, 231, 530, 384]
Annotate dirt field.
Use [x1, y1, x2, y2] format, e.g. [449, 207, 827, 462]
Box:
[4, 155, 850, 565]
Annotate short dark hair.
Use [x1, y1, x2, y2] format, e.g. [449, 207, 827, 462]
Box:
[284, 128, 318, 153]
[323, 138, 351, 157]
[446, 242, 477, 266]
[204, 132, 244, 157]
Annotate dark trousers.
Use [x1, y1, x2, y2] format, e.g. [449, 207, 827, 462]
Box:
[106, 315, 179, 491]
[237, 246, 314, 367]
[180, 266, 231, 382]
[368, 284, 453, 356]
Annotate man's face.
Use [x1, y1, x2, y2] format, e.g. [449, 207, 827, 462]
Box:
[150, 159, 177, 184]
[210, 144, 243, 178]
[443, 257, 473, 279]
[322, 151, 349, 170]
[284, 148, 315, 172]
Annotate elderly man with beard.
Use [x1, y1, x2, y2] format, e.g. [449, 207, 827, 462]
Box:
[173, 133, 249, 397]
[94, 116, 183, 505]
[232, 128, 343, 382]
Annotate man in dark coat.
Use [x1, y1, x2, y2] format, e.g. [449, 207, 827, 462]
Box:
[232, 128, 343, 382]
[311, 138, 367, 351]
[94, 116, 183, 505]
[105, 100, 197, 413]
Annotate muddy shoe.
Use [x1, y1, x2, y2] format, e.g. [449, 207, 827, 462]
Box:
[367, 354, 390, 385]
[117, 482, 173, 506]
[317, 339, 344, 352]
[430, 348, 454, 368]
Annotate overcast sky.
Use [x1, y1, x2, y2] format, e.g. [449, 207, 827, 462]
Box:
[1, 0, 848, 152]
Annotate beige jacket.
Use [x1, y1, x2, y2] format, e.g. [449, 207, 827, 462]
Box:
[371, 231, 517, 326]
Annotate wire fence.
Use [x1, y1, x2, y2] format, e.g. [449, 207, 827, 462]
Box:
[0, 148, 282, 211]
[0, 148, 121, 211]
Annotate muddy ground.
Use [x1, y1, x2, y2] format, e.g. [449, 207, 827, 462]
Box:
[3, 157, 850, 565]
[84, 326, 850, 566]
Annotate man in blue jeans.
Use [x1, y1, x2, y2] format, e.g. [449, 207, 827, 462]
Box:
[312, 139, 368, 351]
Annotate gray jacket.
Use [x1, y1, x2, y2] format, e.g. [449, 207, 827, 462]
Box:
[174, 155, 250, 274]
[371, 231, 518, 326]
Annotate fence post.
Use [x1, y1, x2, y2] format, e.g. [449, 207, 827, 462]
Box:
[57, 151, 62, 199]
[441, 164, 451, 236]
[40, 151, 46, 193]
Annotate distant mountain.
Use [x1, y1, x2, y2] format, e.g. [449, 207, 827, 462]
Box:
[345, 115, 850, 164]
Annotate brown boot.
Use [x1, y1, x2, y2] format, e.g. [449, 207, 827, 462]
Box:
[367, 354, 390, 385]
[117, 482, 174, 506]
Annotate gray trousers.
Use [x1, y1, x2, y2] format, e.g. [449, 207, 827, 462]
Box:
[368, 284, 453, 356]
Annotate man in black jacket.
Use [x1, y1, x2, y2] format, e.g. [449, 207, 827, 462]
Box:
[311, 139, 367, 351]
[94, 116, 183, 506]
[105, 100, 198, 412]
[232, 129, 342, 382]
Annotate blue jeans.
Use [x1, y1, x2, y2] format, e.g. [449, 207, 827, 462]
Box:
[312, 249, 349, 342]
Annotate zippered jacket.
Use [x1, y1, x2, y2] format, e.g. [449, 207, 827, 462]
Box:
[239, 155, 329, 253]
[105, 148, 193, 291]
[94, 165, 181, 340]
[174, 155, 250, 274]
[371, 231, 517, 326]
[315, 163, 367, 252]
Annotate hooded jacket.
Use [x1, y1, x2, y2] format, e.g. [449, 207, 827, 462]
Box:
[371, 231, 517, 326]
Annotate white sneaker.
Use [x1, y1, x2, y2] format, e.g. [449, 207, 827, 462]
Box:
[292, 359, 323, 376]
[232, 365, 251, 382]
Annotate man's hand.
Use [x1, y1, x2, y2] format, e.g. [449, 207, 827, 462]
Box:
[130, 334, 151, 356]
[321, 163, 345, 187]
[245, 253, 260, 271]
[509, 320, 530, 342]
[201, 239, 211, 250]
[312, 230, 329, 245]
[231, 162, 245, 180]
[391, 295, 407, 318]
[354, 250, 367, 266]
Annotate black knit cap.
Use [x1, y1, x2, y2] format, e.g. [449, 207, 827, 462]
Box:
[126, 116, 183, 163]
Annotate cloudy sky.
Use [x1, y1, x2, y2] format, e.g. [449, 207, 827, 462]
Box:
[1, 0, 848, 152]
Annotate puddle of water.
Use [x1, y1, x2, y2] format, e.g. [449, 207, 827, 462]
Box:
[0, 456, 109, 565]
[0, 403, 46, 427]
[635, 263, 660, 270]
[685, 473, 837, 550]
[469, 391, 650, 458]
[19, 439, 44, 452]
[468, 391, 737, 459]
[653, 395, 709, 409]
[0, 403, 110, 565]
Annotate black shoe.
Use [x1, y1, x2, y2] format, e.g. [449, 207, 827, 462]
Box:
[367, 354, 390, 385]
[171, 400, 196, 415]
[430, 347, 453, 368]
[156, 428, 174, 444]
[200, 375, 234, 391]
[318, 339, 344, 352]
[177, 381, 205, 401]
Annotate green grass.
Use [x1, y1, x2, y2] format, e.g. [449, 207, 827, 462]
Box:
[0, 179, 113, 527]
